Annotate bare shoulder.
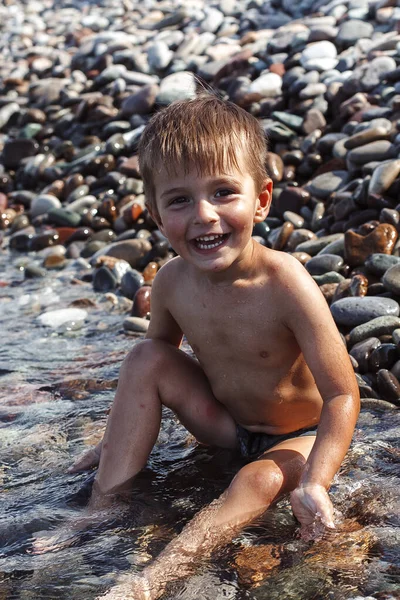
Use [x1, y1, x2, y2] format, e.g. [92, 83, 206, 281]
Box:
[152, 256, 186, 293]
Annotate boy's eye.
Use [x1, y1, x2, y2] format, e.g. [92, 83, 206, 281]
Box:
[215, 189, 234, 198]
[170, 196, 189, 205]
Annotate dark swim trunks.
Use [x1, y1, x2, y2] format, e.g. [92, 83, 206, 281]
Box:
[236, 423, 318, 460]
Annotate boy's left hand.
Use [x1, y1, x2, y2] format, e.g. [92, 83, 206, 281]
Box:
[290, 483, 335, 530]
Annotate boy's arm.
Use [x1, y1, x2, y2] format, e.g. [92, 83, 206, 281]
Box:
[145, 259, 183, 347]
[280, 256, 360, 527]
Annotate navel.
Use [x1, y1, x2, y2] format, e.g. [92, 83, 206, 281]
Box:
[259, 350, 269, 359]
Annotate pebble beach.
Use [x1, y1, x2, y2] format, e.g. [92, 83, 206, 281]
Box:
[0, 0, 399, 598]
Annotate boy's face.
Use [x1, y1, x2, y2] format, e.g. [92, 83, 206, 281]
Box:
[149, 154, 272, 275]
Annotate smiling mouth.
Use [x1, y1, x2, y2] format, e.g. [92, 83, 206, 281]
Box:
[193, 233, 229, 250]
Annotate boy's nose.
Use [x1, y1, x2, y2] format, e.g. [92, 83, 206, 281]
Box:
[193, 199, 218, 224]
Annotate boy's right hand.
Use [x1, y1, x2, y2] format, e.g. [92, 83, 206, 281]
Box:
[290, 483, 335, 531]
[67, 441, 102, 473]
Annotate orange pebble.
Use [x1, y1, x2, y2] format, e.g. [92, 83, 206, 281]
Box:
[143, 261, 158, 284]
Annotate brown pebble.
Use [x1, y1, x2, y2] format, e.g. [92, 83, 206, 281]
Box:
[344, 223, 398, 267]
[132, 286, 151, 318]
[275, 187, 310, 216]
[265, 152, 284, 183]
[320, 282, 339, 304]
[273, 222, 294, 250]
[290, 251, 312, 264]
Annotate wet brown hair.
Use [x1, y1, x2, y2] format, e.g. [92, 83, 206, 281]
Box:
[138, 94, 268, 215]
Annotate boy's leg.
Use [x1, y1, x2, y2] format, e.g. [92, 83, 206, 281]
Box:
[99, 435, 316, 600]
[91, 339, 238, 506]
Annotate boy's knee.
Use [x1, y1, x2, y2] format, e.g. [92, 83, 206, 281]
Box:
[122, 339, 173, 371]
[230, 463, 284, 504]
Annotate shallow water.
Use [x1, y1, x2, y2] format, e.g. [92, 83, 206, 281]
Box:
[0, 251, 399, 600]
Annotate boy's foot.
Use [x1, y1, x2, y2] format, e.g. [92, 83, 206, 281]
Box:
[68, 444, 102, 473]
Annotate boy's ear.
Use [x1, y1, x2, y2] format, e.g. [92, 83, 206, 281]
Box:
[254, 178, 273, 223]
[146, 203, 166, 236]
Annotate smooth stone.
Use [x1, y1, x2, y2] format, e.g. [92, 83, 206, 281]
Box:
[365, 253, 400, 277]
[350, 337, 381, 373]
[337, 20, 373, 47]
[296, 234, 344, 256]
[344, 224, 398, 268]
[369, 160, 400, 196]
[380, 209, 399, 228]
[29, 232, 60, 252]
[283, 211, 304, 229]
[30, 194, 61, 219]
[369, 344, 398, 372]
[156, 71, 196, 104]
[67, 196, 98, 214]
[147, 41, 173, 70]
[349, 316, 400, 346]
[2, 138, 39, 169]
[391, 359, 400, 379]
[313, 272, 345, 285]
[25, 264, 46, 278]
[383, 263, 400, 295]
[120, 269, 145, 300]
[132, 286, 151, 318]
[348, 141, 395, 165]
[274, 187, 310, 216]
[47, 208, 81, 228]
[300, 41, 337, 64]
[93, 266, 118, 292]
[318, 237, 345, 257]
[305, 254, 343, 276]
[307, 171, 350, 200]
[376, 369, 400, 405]
[266, 152, 284, 182]
[121, 85, 159, 116]
[91, 239, 152, 269]
[344, 126, 390, 150]
[303, 109, 326, 134]
[362, 56, 397, 91]
[253, 221, 270, 241]
[331, 297, 400, 327]
[123, 316, 149, 333]
[37, 308, 87, 328]
[248, 73, 282, 97]
[286, 229, 316, 252]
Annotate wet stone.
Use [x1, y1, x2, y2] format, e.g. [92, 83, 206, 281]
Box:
[120, 269, 145, 300]
[296, 234, 343, 257]
[313, 271, 345, 286]
[25, 264, 46, 278]
[29, 232, 60, 252]
[344, 224, 398, 268]
[331, 297, 400, 327]
[369, 160, 400, 196]
[305, 254, 343, 276]
[274, 187, 310, 216]
[369, 344, 398, 372]
[93, 265, 118, 292]
[132, 285, 151, 318]
[376, 369, 400, 405]
[383, 263, 400, 295]
[307, 171, 350, 200]
[348, 141, 395, 166]
[349, 316, 400, 347]
[2, 138, 39, 169]
[123, 316, 149, 333]
[30, 194, 62, 219]
[350, 337, 381, 373]
[47, 208, 81, 228]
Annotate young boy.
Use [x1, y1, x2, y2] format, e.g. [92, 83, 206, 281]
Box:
[74, 95, 359, 599]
